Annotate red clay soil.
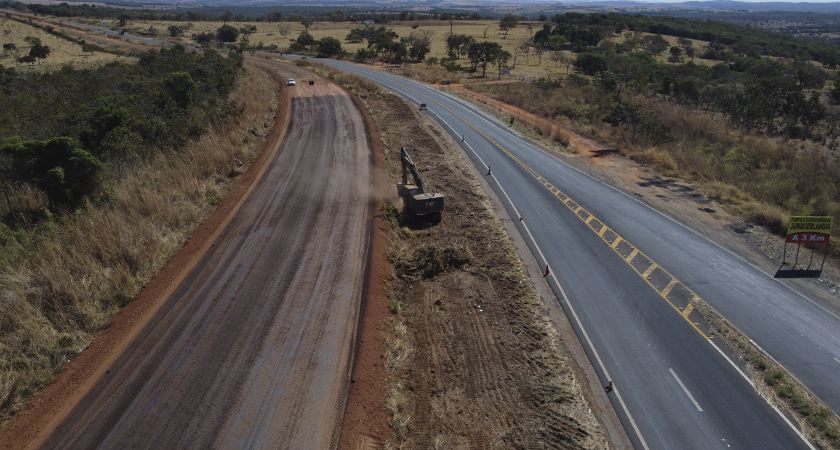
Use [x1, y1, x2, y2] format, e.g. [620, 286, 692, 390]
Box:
[337, 93, 392, 449]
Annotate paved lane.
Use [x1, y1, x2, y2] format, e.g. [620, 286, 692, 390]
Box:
[315, 58, 823, 449]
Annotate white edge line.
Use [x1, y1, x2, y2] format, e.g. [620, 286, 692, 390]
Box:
[710, 341, 815, 449]
[400, 63, 840, 326]
[343, 62, 819, 450]
[773, 404, 818, 450]
[709, 341, 754, 387]
[669, 368, 703, 412]
[433, 113, 652, 450]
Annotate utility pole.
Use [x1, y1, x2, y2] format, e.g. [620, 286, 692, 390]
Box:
[450, 19, 453, 37]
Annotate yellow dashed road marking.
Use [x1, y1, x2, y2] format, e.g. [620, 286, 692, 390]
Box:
[661, 279, 680, 297]
[598, 225, 608, 236]
[378, 75, 709, 339]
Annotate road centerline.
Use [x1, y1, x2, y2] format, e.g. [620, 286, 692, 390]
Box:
[670, 368, 703, 412]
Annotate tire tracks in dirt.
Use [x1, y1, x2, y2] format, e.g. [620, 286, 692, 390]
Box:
[1, 58, 374, 450]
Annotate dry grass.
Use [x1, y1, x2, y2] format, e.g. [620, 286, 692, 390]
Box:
[385, 381, 411, 443]
[0, 61, 277, 423]
[383, 314, 413, 445]
[0, 17, 135, 71]
[460, 78, 840, 244]
[124, 18, 578, 81]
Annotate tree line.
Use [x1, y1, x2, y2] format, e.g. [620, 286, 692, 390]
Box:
[519, 12, 840, 142]
[6, 1, 494, 25]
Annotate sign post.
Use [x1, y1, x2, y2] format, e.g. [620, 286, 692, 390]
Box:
[442, 80, 450, 91]
[776, 216, 833, 278]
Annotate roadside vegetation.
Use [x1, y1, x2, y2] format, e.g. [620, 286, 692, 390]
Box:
[3, 1, 840, 445]
[0, 39, 276, 423]
[703, 306, 840, 448]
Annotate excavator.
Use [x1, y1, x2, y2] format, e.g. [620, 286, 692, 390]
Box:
[397, 146, 444, 222]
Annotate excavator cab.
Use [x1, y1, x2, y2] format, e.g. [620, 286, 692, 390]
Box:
[397, 147, 444, 222]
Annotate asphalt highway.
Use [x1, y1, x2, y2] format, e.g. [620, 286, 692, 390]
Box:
[312, 57, 834, 450]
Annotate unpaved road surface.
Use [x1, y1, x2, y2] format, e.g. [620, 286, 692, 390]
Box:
[16, 61, 372, 449]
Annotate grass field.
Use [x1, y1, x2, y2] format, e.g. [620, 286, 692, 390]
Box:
[0, 17, 134, 71]
[5, 14, 717, 82]
[114, 18, 584, 80]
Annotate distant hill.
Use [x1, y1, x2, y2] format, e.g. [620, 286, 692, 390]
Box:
[657, 1, 840, 12]
[13, 0, 840, 16]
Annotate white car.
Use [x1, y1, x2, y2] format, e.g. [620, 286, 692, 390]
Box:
[288, 78, 296, 86]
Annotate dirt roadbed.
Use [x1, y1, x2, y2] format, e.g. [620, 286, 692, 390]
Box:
[335, 69, 625, 448]
[0, 59, 374, 449]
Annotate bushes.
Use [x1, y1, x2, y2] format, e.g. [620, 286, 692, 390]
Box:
[471, 79, 840, 239]
[1, 137, 103, 210]
[0, 47, 242, 215]
[0, 58, 268, 424]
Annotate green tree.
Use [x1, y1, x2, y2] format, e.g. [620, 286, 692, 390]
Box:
[446, 34, 474, 59]
[604, 99, 644, 143]
[668, 46, 683, 64]
[440, 57, 462, 73]
[367, 27, 398, 50]
[499, 14, 518, 35]
[495, 49, 512, 80]
[301, 18, 313, 31]
[408, 31, 432, 62]
[1, 137, 103, 210]
[162, 72, 196, 109]
[317, 36, 342, 57]
[469, 41, 505, 78]
[80, 106, 132, 154]
[29, 42, 50, 64]
[785, 91, 826, 137]
[239, 25, 256, 42]
[595, 70, 618, 93]
[168, 25, 185, 37]
[573, 52, 607, 75]
[290, 32, 316, 51]
[546, 34, 567, 51]
[829, 77, 840, 105]
[346, 28, 365, 43]
[643, 34, 669, 55]
[354, 47, 377, 62]
[216, 24, 239, 44]
[194, 32, 214, 48]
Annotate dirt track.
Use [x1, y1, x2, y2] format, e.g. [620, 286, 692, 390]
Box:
[0, 60, 373, 449]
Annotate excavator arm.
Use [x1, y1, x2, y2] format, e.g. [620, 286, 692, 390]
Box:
[396, 146, 444, 222]
[401, 146, 425, 193]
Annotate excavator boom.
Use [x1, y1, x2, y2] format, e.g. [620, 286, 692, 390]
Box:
[397, 147, 444, 222]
